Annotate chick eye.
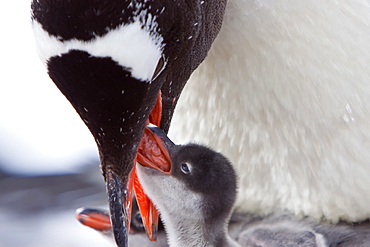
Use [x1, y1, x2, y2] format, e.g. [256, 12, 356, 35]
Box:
[180, 163, 191, 174]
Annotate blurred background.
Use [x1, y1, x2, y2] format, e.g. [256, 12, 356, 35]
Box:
[0, 1, 114, 246]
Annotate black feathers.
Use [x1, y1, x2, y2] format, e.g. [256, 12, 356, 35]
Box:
[32, 0, 134, 41]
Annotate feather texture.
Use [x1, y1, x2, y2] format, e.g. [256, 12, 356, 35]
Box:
[170, 0, 370, 223]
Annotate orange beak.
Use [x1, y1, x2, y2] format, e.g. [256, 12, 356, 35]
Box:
[132, 92, 172, 241]
[75, 208, 112, 233]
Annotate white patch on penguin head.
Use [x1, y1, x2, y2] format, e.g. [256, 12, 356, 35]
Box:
[32, 12, 165, 83]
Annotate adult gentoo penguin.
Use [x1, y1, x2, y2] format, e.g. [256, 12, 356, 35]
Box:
[31, 0, 226, 246]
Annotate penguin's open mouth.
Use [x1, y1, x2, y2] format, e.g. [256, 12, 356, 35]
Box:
[125, 94, 173, 240]
[136, 124, 173, 174]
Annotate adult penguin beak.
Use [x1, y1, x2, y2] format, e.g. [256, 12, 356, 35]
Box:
[75, 124, 173, 245]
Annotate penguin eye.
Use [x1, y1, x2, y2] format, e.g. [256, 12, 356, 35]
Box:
[180, 162, 191, 174]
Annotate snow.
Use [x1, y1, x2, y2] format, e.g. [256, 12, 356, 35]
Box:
[0, 209, 115, 247]
[0, 0, 98, 175]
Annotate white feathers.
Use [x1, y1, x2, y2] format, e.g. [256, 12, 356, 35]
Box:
[169, 0, 370, 223]
[135, 164, 208, 247]
[32, 15, 164, 82]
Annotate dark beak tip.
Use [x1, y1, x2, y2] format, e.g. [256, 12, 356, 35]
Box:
[146, 124, 175, 150]
[106, 170, 129, 247]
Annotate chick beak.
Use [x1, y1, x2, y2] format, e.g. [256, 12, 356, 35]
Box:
[132, 93, 172, 241]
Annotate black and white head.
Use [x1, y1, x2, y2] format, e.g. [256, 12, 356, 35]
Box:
[31, 0, 227, 245]
[137, 128, 238, 247]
